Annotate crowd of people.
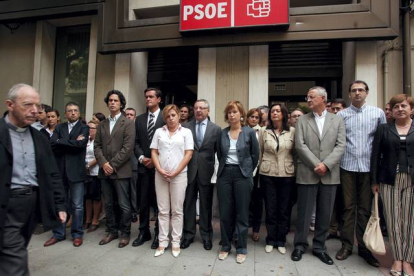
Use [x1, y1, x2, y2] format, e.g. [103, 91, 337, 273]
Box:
[1, 81, 414, 276]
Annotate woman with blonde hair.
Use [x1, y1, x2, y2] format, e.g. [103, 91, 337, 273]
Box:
[216, 101, 259, 264]
[150, 104, 194, 258]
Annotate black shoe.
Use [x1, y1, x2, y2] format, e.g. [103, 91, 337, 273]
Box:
[180, 238, 194, 249]
[131, 213, 138, 223]
[326, 233, 339, 240]
[313, 251, 334, 265]
[151, 236, 159, 249]
[203, 240, 213, 250]
[132, 232, 151, 247]
[291, 249, 303, 261]
[359, 252, 380, 267]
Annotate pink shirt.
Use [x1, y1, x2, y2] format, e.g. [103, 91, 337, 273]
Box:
[150, 124, 194, 173]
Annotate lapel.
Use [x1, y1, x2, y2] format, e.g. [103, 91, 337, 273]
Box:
[69, 121, 81, 139]
[30, 127, 42, 169]
[189, 120, 198, 150]
[236, 126, 246, 149]
[389, 121, 399, 138]
[0, 118, 12, 156]
[222, 127, 231, 158]
[102, 119, 111, 140]
[61, 122, 69, 139]
[110, 115, 125, 140]
[321, 113, 333, 140]
[408, 121, 414, 136]
[306, 113, 320, 139]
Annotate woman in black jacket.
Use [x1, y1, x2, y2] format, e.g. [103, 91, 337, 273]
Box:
[371, 94, 414, 276]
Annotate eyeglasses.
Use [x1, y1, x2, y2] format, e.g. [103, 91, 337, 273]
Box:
[350, 88, 367, 93]
[305, 95, 320, 101]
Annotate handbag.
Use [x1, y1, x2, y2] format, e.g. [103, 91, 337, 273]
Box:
[363, 192, 386, 255]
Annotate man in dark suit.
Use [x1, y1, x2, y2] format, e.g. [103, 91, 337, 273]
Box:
[95, 90, 135, 248]
[0, 84, 66, 276]
[133, 87, 164, 249]
[44, 102, 89, 248]
[291, 86, 346, 265]
[181, 99, 221, 250]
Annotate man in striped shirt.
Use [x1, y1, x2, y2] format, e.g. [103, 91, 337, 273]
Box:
[335, 80, 386, 267]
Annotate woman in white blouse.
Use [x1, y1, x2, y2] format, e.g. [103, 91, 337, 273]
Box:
[150, 104, 194, 258]
[40, 109, 60, 141]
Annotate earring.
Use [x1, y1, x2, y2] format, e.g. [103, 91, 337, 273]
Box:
[240, 117, 244, 122]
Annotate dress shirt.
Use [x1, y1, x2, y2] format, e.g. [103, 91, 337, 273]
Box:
[45, 127, 54, 138]
[196, 118, 208, 146]
[86, 139, 99, 176]
[68, 120, 79, 134]
[150, 124, 194, 173]
[108, 112, 121, 134]
[5, 115, 38, 189]
[147, 108, 161, 127]
[313, 110, 327, 137]
[31, 121, 44, 131]
[338, 103, 386, 172]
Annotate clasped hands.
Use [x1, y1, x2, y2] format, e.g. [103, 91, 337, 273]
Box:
[314, 162, 328, 176]
[158, 168, 178, 182]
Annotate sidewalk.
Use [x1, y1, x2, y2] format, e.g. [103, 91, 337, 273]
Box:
[28, 219, 391, 276]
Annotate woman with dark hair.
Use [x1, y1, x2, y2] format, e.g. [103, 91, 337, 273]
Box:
[371, 94, 414, 276]
[179, 104, 193, 124]
[246, 108, 263, 242]
[216, 101, 259, 264]
[258, 103, 295, 255]
[93, 112, 106, 122]
[40, 109, 60, 141]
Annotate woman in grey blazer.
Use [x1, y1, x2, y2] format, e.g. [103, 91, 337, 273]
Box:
[216, 101, 259, 264]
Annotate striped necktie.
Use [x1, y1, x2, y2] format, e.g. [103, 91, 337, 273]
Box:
[148, 113, 155, 141]
[196, 121, 204, 147]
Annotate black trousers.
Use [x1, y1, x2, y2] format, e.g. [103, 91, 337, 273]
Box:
[217, 165, 253, 254]
[138, 169, 158, 235]
[182, 173, 214, 241]
[261, 175, 293, 247]
[0, 189, 37, 276]
[249, 173, 263, 233]
[101, 178, 131, 237]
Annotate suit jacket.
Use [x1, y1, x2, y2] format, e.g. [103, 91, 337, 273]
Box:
[217, 126, 259, 178]
[295, 112, 346, 185]
[95, 114, 135, 179]
[134, 111, 164, 174]
[184, 119, 222, 185]
[371, 121, 414, 185]
[0, 118, 65, 249]
[51, 121, 89, 183]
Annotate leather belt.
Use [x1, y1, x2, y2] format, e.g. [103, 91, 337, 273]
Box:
[10, 186, 38, 196]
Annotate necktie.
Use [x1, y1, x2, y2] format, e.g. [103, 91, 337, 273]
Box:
[197, 121, 204, 147]
[148, 113, 155, 141]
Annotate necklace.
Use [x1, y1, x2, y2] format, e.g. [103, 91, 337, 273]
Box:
[396, 120, 412, 128]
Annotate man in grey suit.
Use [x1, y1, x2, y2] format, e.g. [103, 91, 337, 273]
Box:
[291, 86, 346, 265]
[181, 99, 221, 250]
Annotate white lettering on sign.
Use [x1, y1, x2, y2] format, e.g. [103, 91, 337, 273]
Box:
[183, 3, 228, 21]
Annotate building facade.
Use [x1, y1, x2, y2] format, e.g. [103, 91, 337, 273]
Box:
[0, 0, 409, 126]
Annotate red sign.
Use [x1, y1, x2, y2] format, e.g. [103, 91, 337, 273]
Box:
[180, 0, 289, 32]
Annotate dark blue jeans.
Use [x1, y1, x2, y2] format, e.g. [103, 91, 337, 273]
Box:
[53, 181, 84, 239]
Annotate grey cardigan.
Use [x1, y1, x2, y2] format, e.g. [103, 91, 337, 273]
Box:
[216, 126, 260, 178]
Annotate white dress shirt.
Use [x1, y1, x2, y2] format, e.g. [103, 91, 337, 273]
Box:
[150, 124, 194, 173]
[147, 108, 161, 127]
[68, 120, 79, 134]
[313, 110, 327, 137]
[108, 112, 121, 134]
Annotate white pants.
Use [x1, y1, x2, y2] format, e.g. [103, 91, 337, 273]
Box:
[155, 171, 188, 248]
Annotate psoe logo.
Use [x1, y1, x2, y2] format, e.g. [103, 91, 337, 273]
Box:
[247, 0, 271, 18]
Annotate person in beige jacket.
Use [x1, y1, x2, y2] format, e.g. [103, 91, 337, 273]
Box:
[259, 103, 295, 255]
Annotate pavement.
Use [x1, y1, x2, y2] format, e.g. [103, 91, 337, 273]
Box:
[28, 219, 393, 276]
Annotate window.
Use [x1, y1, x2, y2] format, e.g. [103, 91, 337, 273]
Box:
[53, 25, 90, 118]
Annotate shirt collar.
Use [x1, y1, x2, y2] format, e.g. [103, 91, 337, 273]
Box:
[350, 103, 367, 112]
[313, 110, 327, 119]
[162, 124, 182, 131]
[68, 120, 79, 128]
[149, 108, 160, 118]
[4, 115, 29, 133]
[196, 118, 208, 125]
[109, 112, 121, 122]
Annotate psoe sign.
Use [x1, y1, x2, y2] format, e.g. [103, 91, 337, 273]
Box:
[180, 0, 289, 32]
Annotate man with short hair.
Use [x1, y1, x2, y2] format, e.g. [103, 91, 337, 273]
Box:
[335, 81, 386, 267]
[289, 108, 304, 127]
[31, 103, 52, 130]
[0, 84, 66, 275]
[133, 88, 164, 249]
[44, 102, 89, 248]
[95, 90, 135, 248]
[181, 99, 221, 250]
[331, 99, 347, 115]
[125, 107, 139, 222]
[291, 86, 346, 265]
